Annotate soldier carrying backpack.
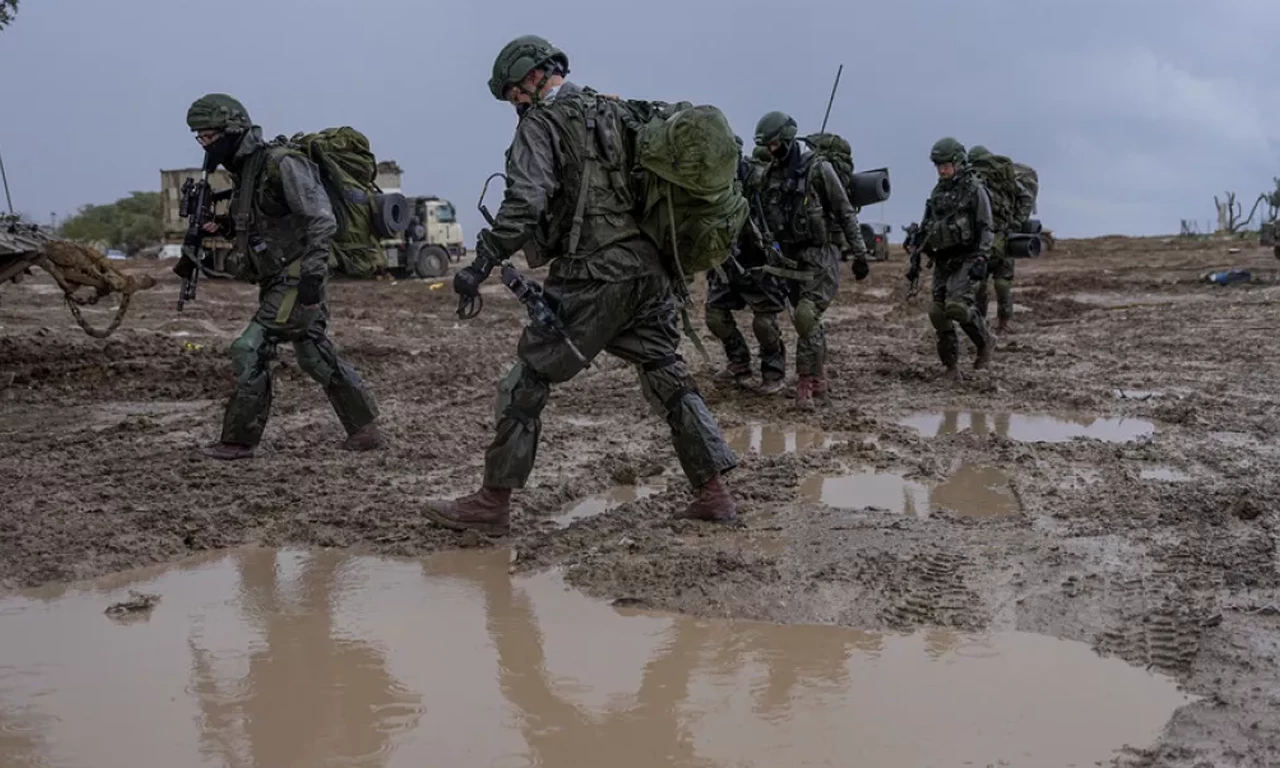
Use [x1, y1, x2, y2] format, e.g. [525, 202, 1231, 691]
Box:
[425, 34, 743, 533]
[179, 93, 388, 461]
[967, 145, 1023, 335]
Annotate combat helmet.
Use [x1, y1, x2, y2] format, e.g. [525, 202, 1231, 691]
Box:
[186, 93, 252, 134]
[929, 136, 967, 166]
[489, 35, 570, 100]
[968, 145, 992, 162]
[754, 111, 798, 147]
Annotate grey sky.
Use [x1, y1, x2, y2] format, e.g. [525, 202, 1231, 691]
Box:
[1, 0, 1277, 241]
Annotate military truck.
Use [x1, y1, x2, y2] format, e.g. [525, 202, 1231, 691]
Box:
[379, 196, 466, 279]
[860, 223, 891, 261]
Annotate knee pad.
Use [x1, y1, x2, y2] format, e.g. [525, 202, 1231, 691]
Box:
[751, 311, 782, 346]
[944, 300, 971, 324]
[794, 298, 820, 337]
[704, 307, 736, 339]
[928, 301, 949, 331]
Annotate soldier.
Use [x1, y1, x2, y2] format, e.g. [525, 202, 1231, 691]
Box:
[423, 35, 741, 534]
[180, 94, 386, 460]
[752, 111, 870, 406]
[906, 137, 994, 379]
[967, 144, 1027, 335]
[704, 138, 789, 394]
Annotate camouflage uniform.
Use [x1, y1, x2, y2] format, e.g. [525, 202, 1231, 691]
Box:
[181, 94, 385, 460]
[910, 137, 994, 375]
[423, 35, 740, 534]
[752, 111, 870, 405]
[704, 145, 788, 392]
[968, 145, 1024, 332]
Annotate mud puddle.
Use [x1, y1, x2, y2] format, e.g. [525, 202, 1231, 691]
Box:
[800, 462, 1018, 518]
[0, 548, 1192, 768]
[901, 409, 1155, 443]
[725, 422, 836, 455]
[558, 483, 663, 526]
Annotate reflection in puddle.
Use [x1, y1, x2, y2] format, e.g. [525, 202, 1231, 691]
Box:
[724, 422, 834, 456]
[1113, 389, 1163, 400]
[558, 484, 661, 525]
[1141, 467, 1191, 482]
[900, 410, 1155, 443]
[801, 463, 1018, 518]
[0, 548, 1191, 768]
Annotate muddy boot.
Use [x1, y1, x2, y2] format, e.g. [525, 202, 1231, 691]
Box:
[341, 421, 387, 451]
[973, 341, 993, 370]
[757, 376, 785, 395]
[196, 441, 255, 461]
[714, 362, 752, 386]
[936, 335, 961, 381]
[423, 487, 511, 536]
[794, 375, 816, 408]
[812, 376, 831, 404]
[994, 316, 1010, 336]
[674, 475, 738, 523]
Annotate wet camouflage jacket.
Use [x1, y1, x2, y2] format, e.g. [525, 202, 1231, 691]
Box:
[224, 127, 337, 283]
[918, 169, 994, 260]
[482, 81, 663, 282]
[751, 148, 868, 258]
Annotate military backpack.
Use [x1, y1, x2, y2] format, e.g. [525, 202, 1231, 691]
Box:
[1013, 162, 1039, 214]
[284, 126, 387, 278]
[969, 153, 1020, 232]
[799, 132, 855, 194]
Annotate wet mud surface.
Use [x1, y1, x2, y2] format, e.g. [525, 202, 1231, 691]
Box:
[3, 235, 1280, 766]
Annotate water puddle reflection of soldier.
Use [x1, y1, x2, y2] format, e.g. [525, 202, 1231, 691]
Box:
[188, 549, 420, 768]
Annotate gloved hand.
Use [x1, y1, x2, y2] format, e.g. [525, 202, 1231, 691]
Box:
[851, 254, 870, 281]
[969, 257, 988, 281]
[456, 231, 501, 297]
[297, 274, 324, 306]
[905, 265, 920, 283]
[173, 246, 198, 279]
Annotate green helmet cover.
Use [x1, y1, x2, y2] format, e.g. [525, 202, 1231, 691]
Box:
[754, 111, 797, 146]
[968, 144, 992, 162]
[186, 93, 251, 133]
[488, 34, 570, 100]
[930, 136, 967, 165]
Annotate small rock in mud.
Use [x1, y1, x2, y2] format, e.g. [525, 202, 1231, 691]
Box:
[104, 590, 159, 616]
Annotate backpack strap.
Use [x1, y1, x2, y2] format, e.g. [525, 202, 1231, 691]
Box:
[566, 92, 600, 258]
[230, 144, 276, 262]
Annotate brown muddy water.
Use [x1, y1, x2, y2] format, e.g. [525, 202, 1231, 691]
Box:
[801, 462, 1018, 518]
[0, 548, 1193, 768]
[900, 409, 1156, 443]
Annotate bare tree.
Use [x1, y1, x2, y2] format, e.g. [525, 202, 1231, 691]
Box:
[1214, 191, 1244, 233]
[0, 1, 19, 32]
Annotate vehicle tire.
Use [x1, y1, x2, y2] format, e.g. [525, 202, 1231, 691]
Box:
[410, 244, 449, 278]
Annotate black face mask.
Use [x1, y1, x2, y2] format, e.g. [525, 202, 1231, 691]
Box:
[202, 131, 242, 171]
[770, 141, 791, 162]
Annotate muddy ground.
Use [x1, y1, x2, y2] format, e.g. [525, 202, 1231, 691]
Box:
[2, 235, 1279, 767]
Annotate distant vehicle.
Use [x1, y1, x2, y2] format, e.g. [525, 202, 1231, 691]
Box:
[380, 196, 466, 279]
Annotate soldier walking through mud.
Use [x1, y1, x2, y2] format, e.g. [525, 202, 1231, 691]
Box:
[703, 137, 789, 394]
[967, 145, 1033, 336]
[752, 111, 870, 406]
[906, 137, 994, 379]
[422, 35, 741, 534]
[180, 94, 386, 460]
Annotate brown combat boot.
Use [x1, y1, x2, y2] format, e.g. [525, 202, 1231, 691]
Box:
[674, 475, 738, 523]
[714, 362, 752, 386]
[342, 421, 388, 451]
[994, 316, 1010, 336]
[196, 442, 255, 461]
[812, 376, 831, 403]
[758, 376, 785, 395]
[795, 375, 816, 408]
[423, 487, 511, 536]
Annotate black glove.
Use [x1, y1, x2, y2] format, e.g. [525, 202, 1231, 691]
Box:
[969, 257, 988, 281]
[173, 246, 198, 279]
[455, 232, 501, 297]
[905, 265, 920, 283]
[851, 254, 870, 281]
[297, 274, 323, 306]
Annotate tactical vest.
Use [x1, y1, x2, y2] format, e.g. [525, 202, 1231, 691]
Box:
[523, 86, 642, 267]
[923, 174, 981, 254]
[227, 144, 314, 280]
[757, 150, 829, 248]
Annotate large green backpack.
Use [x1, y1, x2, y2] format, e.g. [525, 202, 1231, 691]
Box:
[800, 132, 855, 190]
[970, 153, 1020, 231]
[286, 126, 385, 278]
[1013, 162, 1039, 213]
[631, 102, 748, 277]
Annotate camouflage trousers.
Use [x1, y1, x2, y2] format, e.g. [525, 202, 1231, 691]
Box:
[928, 254, 991, 368]
[220, 265, 379, 447]
[483, 269, 738, 491]
[704, 264, 787, 382]
[974, 236, 1015, 321]
[782, 243, 841, 377]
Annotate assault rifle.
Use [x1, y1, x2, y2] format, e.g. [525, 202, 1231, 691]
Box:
[904, 225, 933, 299]
[458, 172, 589, 366]
[174, 171, 232, 311]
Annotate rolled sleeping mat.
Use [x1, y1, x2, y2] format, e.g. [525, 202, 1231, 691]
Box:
[849, 168, 891, 207]
[1007, 233, 1042, 258]
[372, 192, 410, 238]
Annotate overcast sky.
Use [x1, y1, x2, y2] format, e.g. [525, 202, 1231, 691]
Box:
[2, 0, 1278, 241]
